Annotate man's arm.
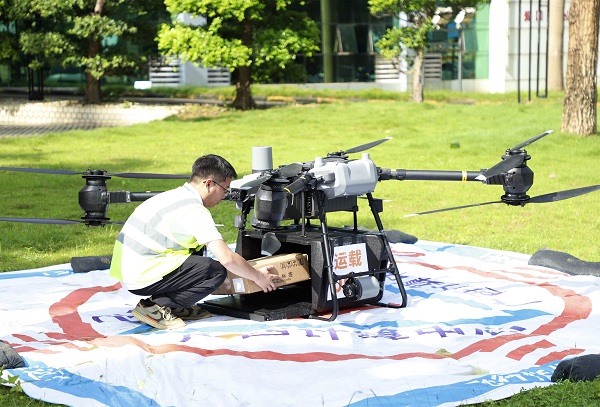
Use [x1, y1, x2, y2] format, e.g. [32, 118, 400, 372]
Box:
[207, 239, 280, 292]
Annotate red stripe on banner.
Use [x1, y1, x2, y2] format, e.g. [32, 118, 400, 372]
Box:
[513, 266, 569, 277]
[445, 266, 592, 363]
[7, 344, 38, 353]
[391, 250, 426, 258]
[11, 334, 65, 347]
[536, 348, 586, 365]
[397, 260, 443, 270]
[452, 333, 525, 359]
[7, 335, 68, 353]
[530, 283, 592, 335]
[10, 334, 111, 355]
[85, 334, 453, 362]
[47, 283, 121, 340]
[11, 334, 38, 343]
[506, 339, 554, 361]
[16, 256, 591, 367]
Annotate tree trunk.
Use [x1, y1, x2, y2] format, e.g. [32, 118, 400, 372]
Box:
[83, 38, 102, 104]
[411, 50, 424, 103]
[83, 0, 106, 104]
[83, 37, 102, 104]
[84, 72, 102, 104]
[562, 0, 600, 136]
[320, 0, 334, 82]
[547, 0, 565, 90]
[232, 17, 256, 110]
[232, 66, 256, 110]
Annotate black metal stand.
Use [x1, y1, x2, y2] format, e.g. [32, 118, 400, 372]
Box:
[203, 191, 407, 321]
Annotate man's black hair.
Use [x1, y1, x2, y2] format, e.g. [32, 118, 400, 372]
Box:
[191, 154, 237, 183]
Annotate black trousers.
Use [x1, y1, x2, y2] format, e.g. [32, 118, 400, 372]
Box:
[129, 253, 227, 309]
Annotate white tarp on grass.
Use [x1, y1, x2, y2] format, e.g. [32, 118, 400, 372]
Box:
[2, 240, 599, 407]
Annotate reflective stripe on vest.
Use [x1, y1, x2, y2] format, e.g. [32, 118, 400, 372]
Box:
[110, 192, 207, 285]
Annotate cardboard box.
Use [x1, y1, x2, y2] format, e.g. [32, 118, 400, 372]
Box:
[213, 253, 310, 295]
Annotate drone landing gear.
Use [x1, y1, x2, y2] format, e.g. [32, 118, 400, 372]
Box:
[203, 221, 407, 321]
[202, 285, 314, 322]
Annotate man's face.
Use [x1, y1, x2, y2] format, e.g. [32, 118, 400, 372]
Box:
[203, 177, 231, 208]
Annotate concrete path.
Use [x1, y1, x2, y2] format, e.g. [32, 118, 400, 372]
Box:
[0, 123, 109, 137]
[0, 91, 298, 137]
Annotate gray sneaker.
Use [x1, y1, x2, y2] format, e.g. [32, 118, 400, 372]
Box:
[132, 301, 186, 330]
[171, 305, 212, 320]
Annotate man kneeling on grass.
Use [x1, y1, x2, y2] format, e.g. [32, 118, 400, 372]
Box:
[109, 154, 280, 329]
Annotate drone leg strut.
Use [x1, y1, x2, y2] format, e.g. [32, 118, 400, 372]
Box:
[309, 193, 340, 322]
[366, 193, 408, 308]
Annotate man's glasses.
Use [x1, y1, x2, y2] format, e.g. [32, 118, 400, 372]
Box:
[212, 180, 230, 194]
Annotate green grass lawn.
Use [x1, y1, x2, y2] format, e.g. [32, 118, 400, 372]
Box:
[1, 90, 600, 405]
[2, 92, 599, 272]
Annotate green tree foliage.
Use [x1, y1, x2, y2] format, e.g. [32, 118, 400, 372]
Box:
[0, 1, 20, 74]
[157, 0, 320, 110]
[5, 0, 168, 103]
[367, 0, 489, 102]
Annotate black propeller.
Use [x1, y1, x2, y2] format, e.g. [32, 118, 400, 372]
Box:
[241, 137, 391, 188]
[278, 162, 303, 177]
[0, 167, 86, 176]
[478, 130, 553, 180]
[239, 162, 304, 188]
[404, 184, 600, 217]
[0, 166, 189, 179]
[0, 167, 185, 226]
[241, 173, 272, 188]
[0, 217, 124, 226]
[328, 137, 392, 157]
[404, 200, 503, 217]
[479, 155, 526, 181]
[512, 130, 552, 151]
[528, 185, 600, 204]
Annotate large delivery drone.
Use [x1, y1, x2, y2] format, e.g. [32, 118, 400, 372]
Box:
[2, 130, 600, 321]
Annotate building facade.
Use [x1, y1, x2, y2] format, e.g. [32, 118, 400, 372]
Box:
[0, 0, 574, 95]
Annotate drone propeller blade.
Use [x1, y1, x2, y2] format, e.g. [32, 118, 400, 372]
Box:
[404, 200, 503, 217]
[0, 166, 86, 175]
[278, 162, 303, 178]
[528, 185, 600, 204]
[241, 173, 271, 188]
[477, 130, 554, 181]
[343, 137, 393, 154]
[0, 217, 85, 224]
[405, 184, 600, 218]
[107, 172, 188, 179]
[0, 166, 188, 180]
[511, 130, 553, 151]
[0, 217, 124, 225]
[480, 154, 525, 179]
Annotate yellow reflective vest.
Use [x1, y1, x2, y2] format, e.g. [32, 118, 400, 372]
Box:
[110, 184, 222, 288]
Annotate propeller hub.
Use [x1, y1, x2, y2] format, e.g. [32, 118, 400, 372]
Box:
[79, 171, 111, 226]
[501, 193, 530, 206]
[501, 165, 534, 203]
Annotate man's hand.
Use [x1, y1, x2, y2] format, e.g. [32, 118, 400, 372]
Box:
[253, 265, 281, 292]
[207, 240, 282, 292]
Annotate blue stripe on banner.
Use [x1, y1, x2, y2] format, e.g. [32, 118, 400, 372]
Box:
[447, 309, 550, 326]
[348, 362, 558, 407]
[0, 269, 73, 280]
[336, 308, 547, 332]
[118, 325, 157, 335]
[11, 364, 172, 407]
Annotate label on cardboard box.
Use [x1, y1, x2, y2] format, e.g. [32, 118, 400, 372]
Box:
[213, 253, 310, 295]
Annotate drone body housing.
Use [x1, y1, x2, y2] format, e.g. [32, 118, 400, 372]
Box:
[308, 153, 379, 199]
[248, 153, 379, 229]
